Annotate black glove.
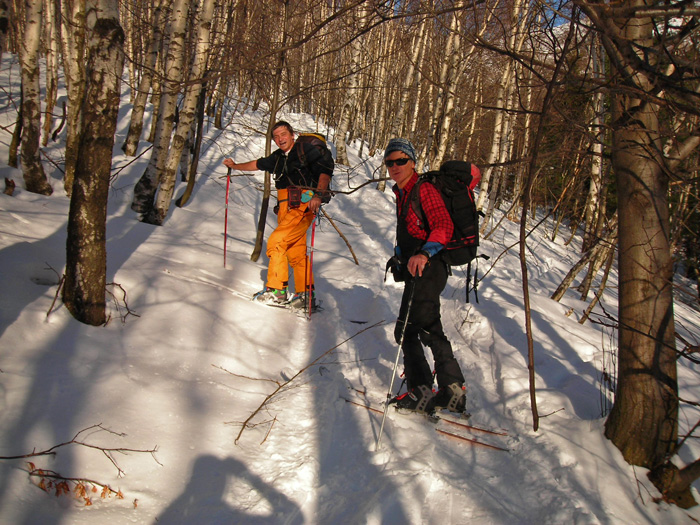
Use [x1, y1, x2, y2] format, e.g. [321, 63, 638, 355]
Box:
[384, 255, 405, 283]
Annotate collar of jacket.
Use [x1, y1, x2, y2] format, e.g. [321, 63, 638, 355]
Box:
[392, 170, 419, 199]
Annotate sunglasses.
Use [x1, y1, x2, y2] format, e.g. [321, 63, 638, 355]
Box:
[385, 157, 412, 168]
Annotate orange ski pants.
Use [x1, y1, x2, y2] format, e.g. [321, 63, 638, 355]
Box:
[266, 189, 315, 293]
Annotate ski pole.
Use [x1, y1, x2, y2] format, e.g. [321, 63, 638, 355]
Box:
[306, 211, 319, 321]
[376, 278, 417, 451]
[223, 167, 231, 268]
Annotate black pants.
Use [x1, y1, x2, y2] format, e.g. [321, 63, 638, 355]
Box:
[394, 259, 465, 390]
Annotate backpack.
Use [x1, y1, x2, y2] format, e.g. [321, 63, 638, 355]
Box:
[410, 160, 482, 266]
[296, 132, 334, 203]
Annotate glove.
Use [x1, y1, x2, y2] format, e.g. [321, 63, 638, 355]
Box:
[384, 255, 404, 283]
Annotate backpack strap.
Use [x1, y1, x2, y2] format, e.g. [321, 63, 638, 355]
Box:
[408, 178, 428, 230]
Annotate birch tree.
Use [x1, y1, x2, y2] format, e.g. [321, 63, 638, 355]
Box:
[148, 0, 215, 225]
[19, 0, 52, 195]
[59, 0, 87, 195]
[335, 4, 367, 166]
[131, 0, 190, 216]
[428, 4, 462, 169]
[41, 0, 59, 147]
[122, 0, 166, 157]
[476, 0, 530, 213]
[63, 0, 124, 325]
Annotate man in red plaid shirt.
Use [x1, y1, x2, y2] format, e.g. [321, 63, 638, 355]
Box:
[385, 138, 467, 415]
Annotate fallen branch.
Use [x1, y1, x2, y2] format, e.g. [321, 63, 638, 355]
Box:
[0, 423, 161, 475]
[321, 207, 359, 265]
[26, 463, 124, 506]
[231, 320, 385, 444]
[107, 282, 140, 324]
[1, 424, 160, 506]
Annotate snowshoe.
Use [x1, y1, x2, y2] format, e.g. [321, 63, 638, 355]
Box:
[389, 385, 435, 414]
[253, 287, 288, 305]
[287, 291, 320, 313]
[428, 383, 467, 414]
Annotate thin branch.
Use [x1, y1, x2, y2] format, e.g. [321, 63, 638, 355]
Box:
[231, 321, 385, 444]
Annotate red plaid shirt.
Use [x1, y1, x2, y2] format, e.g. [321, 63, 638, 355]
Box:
[394, 172, 453, 246]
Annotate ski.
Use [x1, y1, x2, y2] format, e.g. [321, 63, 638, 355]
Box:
[426, 410, 509, 437]
[342, 396, 509, 451]
[435, 428, 509, 451]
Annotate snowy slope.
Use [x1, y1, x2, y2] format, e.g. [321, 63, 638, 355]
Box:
[1, 55, 700, 524]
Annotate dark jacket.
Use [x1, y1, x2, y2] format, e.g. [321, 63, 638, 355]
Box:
[257, 141, 334, 190]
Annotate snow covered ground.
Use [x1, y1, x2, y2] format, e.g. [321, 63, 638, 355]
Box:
[1, 55, 700, 524]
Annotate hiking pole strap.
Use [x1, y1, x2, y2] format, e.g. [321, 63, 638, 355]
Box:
[376, 278, 417, 451]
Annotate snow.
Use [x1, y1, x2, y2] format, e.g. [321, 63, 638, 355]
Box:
[1, 54, 700, 524]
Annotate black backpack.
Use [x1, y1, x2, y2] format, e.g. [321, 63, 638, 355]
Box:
[296, 132, 334, 202]
[410, 160, 488, 302]
[410, 160, 481, 266]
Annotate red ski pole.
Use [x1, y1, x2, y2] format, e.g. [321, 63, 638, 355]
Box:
[223, 168, 231, 268]
[303, 211, 318, 321]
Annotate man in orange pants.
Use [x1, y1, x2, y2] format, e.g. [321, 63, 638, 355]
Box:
[223, 121, 333, 311]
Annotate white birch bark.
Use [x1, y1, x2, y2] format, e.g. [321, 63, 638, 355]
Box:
[63, 0, 124, 325]
[407, 18, 431, 140]
[60, 0, 87, 195]
[391, 12, 427, 138]
[20, 0, 52, 195]
[150, 0, 215, 224]
[476, 0, 529, 212]
[122, 0, 166, 156]
[41, 0, 59, 147]
[131, 0, 189, 215]
[335, 6, 366, 166]
[464, 67, 482, 154]
[432, 7, 462, 168]
[582, 38, 605, 251]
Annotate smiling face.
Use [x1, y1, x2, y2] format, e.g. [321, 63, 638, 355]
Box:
[385, 152, 415, 189]
[272, 126, 295, 153]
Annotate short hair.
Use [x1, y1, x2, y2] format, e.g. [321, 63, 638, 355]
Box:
[272, 120, 294, 136]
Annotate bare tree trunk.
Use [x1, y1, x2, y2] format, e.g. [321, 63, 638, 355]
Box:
[149, 0, 215, 224]
[41, 0, 58, 147]
[20, 0, 52, 195]
[0, 1, 8, 60]
[334, 5, 365, 166]
[604, 2, 678, 468]
[8, 90, 21, 167]
[431, 6, 462, 169]
[251, 0, 290, 262]
[63, 0, 124, 325]
[605, 104, 678, 466]
[122, 0, 165, 156]
[175, 84, 206, 207]
[60, 0, 87, 195]
[391, 6, 427, 138]
[476, 0, 528, 213]
[551, 214, 618, 302]
[131, 0, 189, 216]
